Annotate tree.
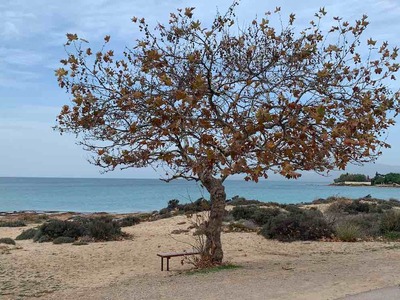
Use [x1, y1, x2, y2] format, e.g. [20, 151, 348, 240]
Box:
[372, 172, 400, 184]
[334, 173, 369, 183]
[56, 2, 400, 264]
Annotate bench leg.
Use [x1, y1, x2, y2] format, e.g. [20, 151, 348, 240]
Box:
[161, 257, 164, 271]
[167, 257, 170, 271]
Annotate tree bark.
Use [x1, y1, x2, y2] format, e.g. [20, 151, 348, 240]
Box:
[200, 174, 226, 264]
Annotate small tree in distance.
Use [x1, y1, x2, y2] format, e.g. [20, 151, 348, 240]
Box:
[56, 2, 400, 264]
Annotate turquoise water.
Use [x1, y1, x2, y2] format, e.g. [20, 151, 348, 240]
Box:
[0, 177, 399, 213]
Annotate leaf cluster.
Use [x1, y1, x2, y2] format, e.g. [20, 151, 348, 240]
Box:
[56, 2, 400, 183]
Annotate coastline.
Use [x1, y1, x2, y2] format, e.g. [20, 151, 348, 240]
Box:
[2, 178, 400, 213]
[330, 183, 400, 188]
[2, 191, 400, 216]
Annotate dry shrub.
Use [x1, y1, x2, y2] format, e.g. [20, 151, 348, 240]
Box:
[53, 236, 75, 244]
[19, 213, 49, 223]
[0, 220, 26, 227]
[33, 217, 123, 243]
[380, 211, 400, 233]
[261, 210, 333, 242]
[117, 215, 140, 227]
[180, 211, 214, 269]
[231, 206, 281, 226]
[15, 228, 38, 240]
[326, 199, 353, 214]
[335, 222, 362, 242]
[0, 238, 16, 245]
[225, 221, 258, 232]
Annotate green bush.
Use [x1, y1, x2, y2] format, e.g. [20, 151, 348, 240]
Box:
[0, 220, 26, 227]
[346, 214, 381, 237]
[380, 211, 400, 233]
[229, 196, 266, 206]
[345, 200, 373, 214]
[159, 208, 170, 215]
[33, 217, 123, 242]
[183, 198, 211, 213]
[37, 219, 84, 239]
[327, 200, 384, 215]
[372, 173, 400, 185]
[231, 206, 259, 221]
[118, 216, 140, 227]
[384, 231, 400, 240]
[53, 236, 75, 244]
[84, 218, 121, 241]
[167, 199, 180, 210]
[0, 238, 16, 245]
[377, 202, 394, 211]
[36, 235, 52, 243]
[158, 198, 211, 217]
[326, 199, 351, 214]
[252, 208, 281, 226]
[335, 223, 362, 242]
[260, 210, 333, 242]
[231, 206, 281, 226]
[15, 228, 38, 240]
[159, 211, 172, 219]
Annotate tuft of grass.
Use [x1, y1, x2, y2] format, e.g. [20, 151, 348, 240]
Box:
[186, 264, 242, 275]
[335, 223, 362, 242]
[384, 231, 400, 241]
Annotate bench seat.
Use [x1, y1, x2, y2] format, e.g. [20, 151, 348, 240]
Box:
[157, 250, 201, 271]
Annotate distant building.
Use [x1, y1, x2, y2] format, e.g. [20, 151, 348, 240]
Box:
[343, 181, 372, 186]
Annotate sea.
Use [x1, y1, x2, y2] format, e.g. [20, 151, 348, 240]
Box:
[0, 177, 399, 213]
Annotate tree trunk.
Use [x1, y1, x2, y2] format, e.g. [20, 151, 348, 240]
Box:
[200, 174, 226, 265]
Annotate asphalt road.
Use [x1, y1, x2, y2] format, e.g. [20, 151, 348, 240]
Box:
[340, 286, 400, 300]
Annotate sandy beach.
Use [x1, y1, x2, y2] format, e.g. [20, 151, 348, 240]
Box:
[0, 212, 400, 300]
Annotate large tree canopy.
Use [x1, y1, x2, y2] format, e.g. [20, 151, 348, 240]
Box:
[56, 2, 400, 264]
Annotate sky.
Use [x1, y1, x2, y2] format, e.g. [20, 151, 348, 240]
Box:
[0, 0, 399, 179]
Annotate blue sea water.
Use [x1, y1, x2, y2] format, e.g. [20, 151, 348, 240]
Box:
[0, 177, 399, 213]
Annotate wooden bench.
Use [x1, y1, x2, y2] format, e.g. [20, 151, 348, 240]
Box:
[157, 250, 201, 271]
